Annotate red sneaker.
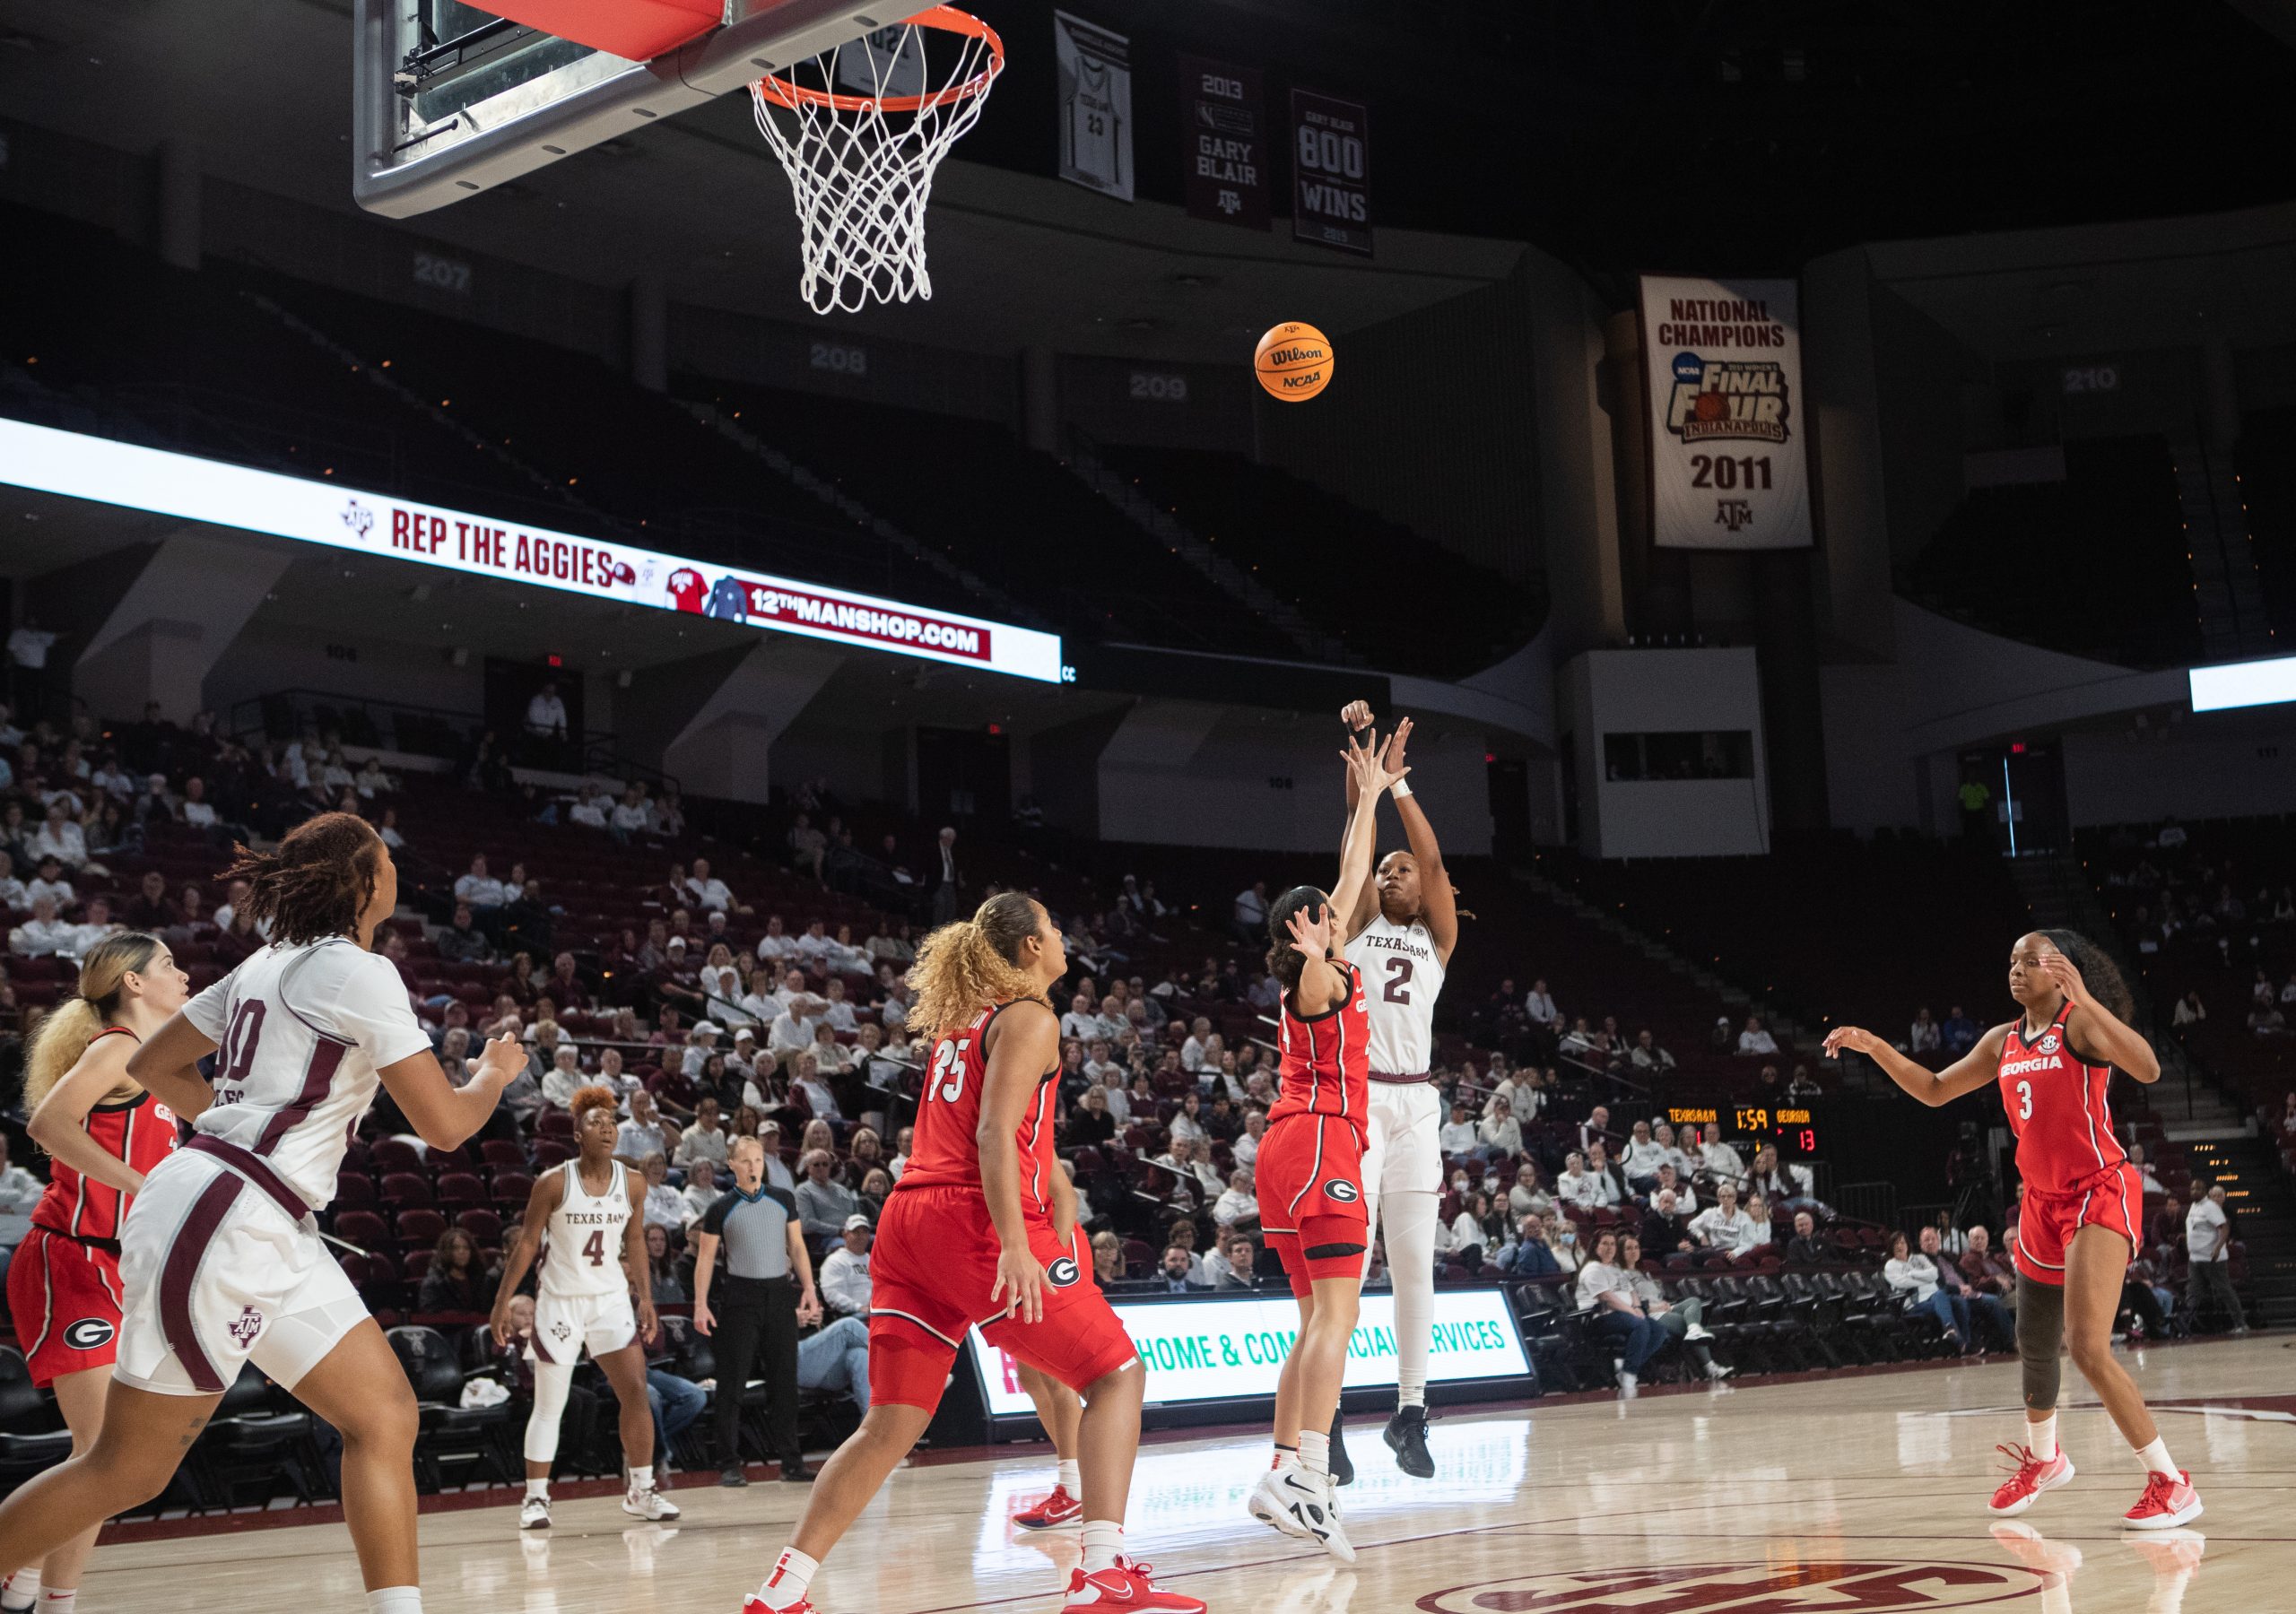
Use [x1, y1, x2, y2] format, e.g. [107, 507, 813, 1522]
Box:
[740, 1600, 813, 1614]
[1064, 1558, 1207, 1611]
[1015, 1484, 1084, 1530]
[2123, 1468, 2203, 1530]
[1987, 1444, 2074, 1516]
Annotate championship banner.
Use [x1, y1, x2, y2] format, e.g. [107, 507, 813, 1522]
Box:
[1178, 55, 1267, 230]
[1638, 274, 1813, 549]
[1054, 12, 1133, 202]
[0, 417, 1064, 683]
[1290, 89, 1371, 256]
[968, 1289, 1529, 1416]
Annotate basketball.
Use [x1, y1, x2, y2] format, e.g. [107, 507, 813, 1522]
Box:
[1255, 322, 1335, 402]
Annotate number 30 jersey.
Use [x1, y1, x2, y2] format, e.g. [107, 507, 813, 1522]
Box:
[539, 1158, 632, 1299]
[1343, 913, 1445, 1076]
[893, 1001, 1062, 1224]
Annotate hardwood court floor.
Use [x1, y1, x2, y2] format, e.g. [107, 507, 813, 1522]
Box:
[83, 1335, 2294, 1611]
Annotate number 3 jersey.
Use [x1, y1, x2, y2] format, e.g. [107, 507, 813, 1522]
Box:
[892, 1000, 1062, 1225]
[538, 1159, 632, 1298]
[1343, 913, 1445, 1076]
[1995, 999, 2129, 1194]
[182, 938, 433, 1211]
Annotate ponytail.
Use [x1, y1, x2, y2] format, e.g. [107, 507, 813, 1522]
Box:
[22, 931, 166, 1116]
[2039, 927, 2136, 1026]
[906, 891, 1047, 1039]
[1263, 884, 1332, 993]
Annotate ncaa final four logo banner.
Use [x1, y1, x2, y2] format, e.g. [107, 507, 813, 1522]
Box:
[1637, 274, 1814, 551]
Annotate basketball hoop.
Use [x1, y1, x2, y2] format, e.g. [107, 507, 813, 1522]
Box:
[749, 6, 1004, 315]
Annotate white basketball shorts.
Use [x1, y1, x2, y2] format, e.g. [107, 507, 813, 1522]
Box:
[1361, 1080, 1442, 1230]
[114, 1150, 367, 1398]
[533, 1288, 638, 1364]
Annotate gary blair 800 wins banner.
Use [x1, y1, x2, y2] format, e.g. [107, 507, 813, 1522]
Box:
[1638, 274, 1813, 550]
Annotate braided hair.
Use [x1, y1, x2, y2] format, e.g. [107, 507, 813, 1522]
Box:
[218, 811, 384, 947]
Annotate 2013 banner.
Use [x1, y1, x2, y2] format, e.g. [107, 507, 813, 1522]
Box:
[1638, 274, 1813, 550]
[1178, 55, 1267, 230]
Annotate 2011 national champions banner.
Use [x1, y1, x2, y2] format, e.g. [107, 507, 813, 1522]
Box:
[1638, 274, 1813, 550]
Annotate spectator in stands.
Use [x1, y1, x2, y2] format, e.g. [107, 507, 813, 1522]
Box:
[1746, 1144, 1822, 1216]
[1617, 1233, 1730, 1379]
[2249, 998, 2285, 1037]
[456, 852, 508, 914]
[1923, 1224, 2012, 1350]
[1233, 1109, 1265, 1168]
[795, 1149, 859, 1253]
[0, 853, 22, 913]
[788, 1052, 839, 1124]
[770, 993, 822, 1056]
[1735, 1015, 1779, 1057]
[685, 857, 742, 915]
[1059, 992, 1099, 1041]
[1699, 1124, 1746, 1190]
[1909, 1007, 1940, 1054]
[1958, 1225, 2016, 1308]
[928, 826, 960, 923]
[646, 1225, 686, 1303]
[1202, 1231, 1257, 1290]
[1479, 1096, 1524, 1159]
[677, 1097, 731, 1173]
[1580, 1141, 1626, 1208]
[1941, 1005, 1979, 1055]
[1689, 1181, 1757, 1261]
[1627, 1029, 1674, 1076]
[23, 856, 71, 914]
[617, 1089, 676, 1164]
[1154, 1246, 1208, 1294]
[1557, 1016, 1596, 1060]
[2281, 1090, 2296, 1141]
[818, 1216, 874, 1319]
[1084, 1230, 1126, 1288]
[9, 895, 74, 958]
[1555, 1150, 1595, 1210]
[681, 1158, 723, 1226]
[1578, 1228, 1663, 1392]
[1743, 1194, 1777, 1252]
[1576, 1105, 1613, 1156]
[2128, 1143, 2165, 1194]
[1785, 1210, 1829, 1265]
[1483, 1061, 1541, 1123]
[1213, 1168, 1258, 1229]
[540, 1044, 587, 1110]
[121, 870, 177, 929]
[1231, 880, 1269, 944]
[1507, 1162, 1551, 1221]
[2185, 1182, 2246, 1333]
[1621, 1120, 1668, 1193]
[1884, 1230, 1966, 1349]
[639, 1154, 685, 1229]
[418, 1228, 491, 1315]
[1650, 1123, 1695, 1184]
[1439, 1101, 1481, 1159]
[28, 800, 85, 871]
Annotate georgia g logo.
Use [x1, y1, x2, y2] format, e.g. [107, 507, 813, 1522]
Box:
[62, 1317, 115, 1350]
[1324, 1179, 1361, 1203]
[1046, 1256, 1081, 1289]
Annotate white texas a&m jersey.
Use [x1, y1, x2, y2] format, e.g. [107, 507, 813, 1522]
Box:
[540, 1158, 633, 1299]
[1343, 913, 1446, 1076]
[182, 937, 430, 1210]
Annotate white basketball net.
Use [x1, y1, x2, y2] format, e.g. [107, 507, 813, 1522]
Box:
[749, 13, 1003, 316]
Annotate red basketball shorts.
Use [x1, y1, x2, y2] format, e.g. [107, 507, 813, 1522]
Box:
[7, 1227, 126, 1388]
[866, 1184, 1137, 1411]
[1258, 1114, 1370, 1298]
[2013, 1162, 2141, 1286]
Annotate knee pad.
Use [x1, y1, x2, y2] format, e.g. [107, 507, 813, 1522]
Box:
[2016, 1275, 2066, 1410]
[525, 1360, 577, 1463]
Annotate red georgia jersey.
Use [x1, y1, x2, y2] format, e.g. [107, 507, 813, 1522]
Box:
[31, 1089, 178, 1244]
[1996, 1001, 2128, 1194]
[665, 568, 706, 612]
[895, 1001, 1061, 1222]
[1271, 960, 1370, 1135]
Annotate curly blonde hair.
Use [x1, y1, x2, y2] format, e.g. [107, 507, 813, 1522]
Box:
[23, 933, 166, 1115]
[906, 892, 1048, 1039]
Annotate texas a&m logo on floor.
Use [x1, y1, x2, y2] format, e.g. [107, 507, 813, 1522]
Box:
[1418, 1560, 2054, 1612]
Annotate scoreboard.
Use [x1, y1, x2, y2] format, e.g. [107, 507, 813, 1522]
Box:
[1666, 1104, 1822, 1158]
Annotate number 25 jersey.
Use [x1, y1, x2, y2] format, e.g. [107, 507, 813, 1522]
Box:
[893, 1000, 1062, 1225]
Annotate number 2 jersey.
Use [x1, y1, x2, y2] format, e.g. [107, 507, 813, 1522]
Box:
[893, 1000, 1062, 1225]
[1343, 913, 1445, 1076]
[182, 937, 433, 1210]
[1995, 999, 2129, 1194]
[1270, 959, 1370, 1138]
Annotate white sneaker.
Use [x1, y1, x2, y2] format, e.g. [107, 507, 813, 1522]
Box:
[622, 1482, 682, 1522]
[1248, 1467, 1355, 1563]
[1706, 1362, 1735, 1380]
[519, 1493, 552, 1531]
[1616, 1370, 1639, 1393]
[1684, 1323, 1713, 1341]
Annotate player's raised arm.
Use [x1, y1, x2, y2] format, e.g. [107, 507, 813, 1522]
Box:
[1328, 730, 1403, 948]
[1381, 716, 1457, 966]
[1335, 700, 1382, 937]
[2039, 949, 2160, 1083]
[1822, 1022, 2006, 1107]
[977, 997, 1060, 1324]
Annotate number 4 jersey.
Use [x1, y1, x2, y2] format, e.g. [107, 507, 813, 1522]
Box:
[893, 1000, 1062, 1224]
[1344, 913, 1445, 1077]
[540, 1159, 633, 1299]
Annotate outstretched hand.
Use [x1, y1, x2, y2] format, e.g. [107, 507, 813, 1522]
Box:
[1821, 1026, 1882, 1059]
[1341, 726, 1409, 798]
[1283, 899, 1333, 964]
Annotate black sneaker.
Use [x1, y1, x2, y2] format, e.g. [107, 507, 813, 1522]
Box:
[780, 1462, 814, 1483]
[1384, 1404, 1435, 1479]
[1327, 1408, 1354, 1487]
[719, 1463, 749, 1488]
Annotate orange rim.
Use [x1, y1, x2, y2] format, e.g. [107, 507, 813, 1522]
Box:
[753, 5, 1004, 114]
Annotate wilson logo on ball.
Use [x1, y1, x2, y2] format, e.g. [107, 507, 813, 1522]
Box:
[1047, 1256, 1082, 1288]
[62, 1318, 116, 1350]
[1254, 321, 1334, 403]
[1323, 1179, 1361, 1202]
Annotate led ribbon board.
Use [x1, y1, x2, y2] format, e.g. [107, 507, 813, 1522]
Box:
[0, 418, 1063, 683]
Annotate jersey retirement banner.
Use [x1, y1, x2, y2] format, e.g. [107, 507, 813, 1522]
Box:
[1055, 11, 1133, 203]
[1638, 275, 1813, 551]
